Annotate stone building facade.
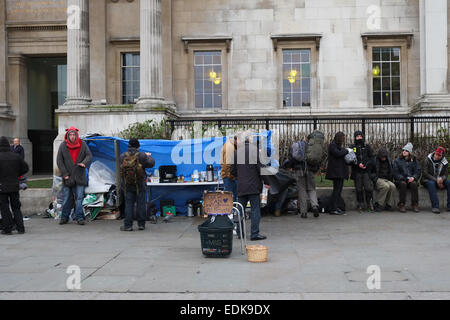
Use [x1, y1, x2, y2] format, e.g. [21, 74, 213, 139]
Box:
[0, 0, 449, 173]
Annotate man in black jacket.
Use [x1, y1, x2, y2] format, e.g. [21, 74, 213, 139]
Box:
[326, 132, 349, 215]
[231, 132, 266, 241]
[350, 131, 375, 212]
[11, 138, 25, 160]
[0, 136, 29, 235]
[373, 148, 396, 212]
[119, 138, 155, 231]
[421, 147, 450, 214]
[56, 127, 92, 226]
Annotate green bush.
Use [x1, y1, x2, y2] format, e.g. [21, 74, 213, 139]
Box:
[119, 119, 172, 140]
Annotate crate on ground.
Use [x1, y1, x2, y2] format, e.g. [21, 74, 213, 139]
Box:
[198, 215, 234, 257]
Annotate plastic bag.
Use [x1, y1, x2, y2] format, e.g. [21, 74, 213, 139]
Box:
[345, 149, 357, 165]
[261, 185, 270, 206]
[84, 161, 116, 194]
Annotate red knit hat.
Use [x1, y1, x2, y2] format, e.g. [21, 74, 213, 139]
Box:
[435, 147, 446, 156]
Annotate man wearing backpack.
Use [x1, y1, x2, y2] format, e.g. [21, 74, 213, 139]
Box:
[289, 131, 325, 219]
[119, 138, 155, 231]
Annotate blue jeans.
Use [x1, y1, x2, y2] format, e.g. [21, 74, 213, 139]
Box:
[124, 190, 146, 229]
[223, 178, 237, 201]
[238, 194, 261, 238]
[426, 179, 450, 209]
[62, 185, 85, 221]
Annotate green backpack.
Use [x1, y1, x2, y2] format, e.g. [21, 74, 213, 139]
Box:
[306, 130, 326, 169]
[120, 152, 144, 187]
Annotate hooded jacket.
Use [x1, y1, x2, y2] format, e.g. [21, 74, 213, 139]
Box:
[375, 148, 394, 182]
[56, 127, 92, 187]
[350, 131, 374, 179]
[421, 153, 449, 186]
[326, 135, 349, 180]
[393, 153, 421, 184]
[0, 136, 29, 193]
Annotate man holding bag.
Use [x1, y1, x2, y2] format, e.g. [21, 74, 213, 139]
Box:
[56, 127, 92, 225]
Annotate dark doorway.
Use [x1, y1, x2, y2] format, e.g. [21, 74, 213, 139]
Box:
[27, 57, 67, 174]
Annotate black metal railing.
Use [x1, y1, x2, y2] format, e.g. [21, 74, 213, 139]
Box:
[169, 116, 449, 142]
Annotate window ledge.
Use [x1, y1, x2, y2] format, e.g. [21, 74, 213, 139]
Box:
[181, 36, 233, 53]
[361, 32, 414, 49]
[270, 33, 323, 51]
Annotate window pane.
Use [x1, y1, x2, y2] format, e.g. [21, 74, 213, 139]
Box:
[382, 78, 391, 90]
[392, 77, 400, 91]
[382, 92, 391, 105]
[213, 55, 221, 65]
[283, 52, 291, 63]
[213, 93, 222, 108]
[392, 48, 400, 61]
[195, 94, 203, 108]
[301, 78, 310, 93]
[301, 64, 310, 78]
[392, 92, 400, 105]
[381, 48, 390, 61]
[292, 53, 301, 63]
[302, 92, 311, 106]
[124, 54, 133, 66]
[204, 94, 213, 108]
[133, 54, 140, 66]
[204, 55, 213, 65]
[382, 63, 390, 76]
[122, 68, 132, 81]
[373, 92, 381, 106]
[391, 62, 400, 76]
[194, 80, 203, 94]
[373, 77, 381, 91]
[372, 48, 381, 62]
[292, 93, 301, 107]
[283, 93, 291, 107]
[194, 54, 203, 65]
[204, 79, 212, 91]
[301, 51, 310, 63]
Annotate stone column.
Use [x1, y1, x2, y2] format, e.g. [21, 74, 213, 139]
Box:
[0, 0, 10, 113]
[64, 0, 91, 105]
[419, 0, 448, 95]
[138, 0, 164, 105]
[8, 55, 33, 173]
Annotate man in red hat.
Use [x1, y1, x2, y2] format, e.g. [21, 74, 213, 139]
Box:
[421, 146, 450, 214]
[56, 127, 92, 225]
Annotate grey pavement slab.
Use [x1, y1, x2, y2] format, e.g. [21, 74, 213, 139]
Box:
[1, 212, 450, 299]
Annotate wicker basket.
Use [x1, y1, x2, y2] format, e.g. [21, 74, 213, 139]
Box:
[246, 245, 268, 263]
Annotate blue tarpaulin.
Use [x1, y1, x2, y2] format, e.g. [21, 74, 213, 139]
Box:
[84, 131, 276, 215]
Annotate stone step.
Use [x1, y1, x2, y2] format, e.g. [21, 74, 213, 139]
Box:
[19, 186, 449, 216]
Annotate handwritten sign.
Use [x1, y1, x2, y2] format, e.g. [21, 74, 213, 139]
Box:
[6, 0, 67, 21]
[203, 191, 234, 215]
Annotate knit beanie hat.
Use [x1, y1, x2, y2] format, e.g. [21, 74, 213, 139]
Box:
[402, 142, 413, 154]
[129, 138, 140, 149]
[435, 146, 446, 156]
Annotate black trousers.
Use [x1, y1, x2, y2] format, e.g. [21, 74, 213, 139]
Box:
[330, 178, 345, 211]
[397, 180, 419, 206]
[354, 172, 374, 206]
[0, 192, 24, 233]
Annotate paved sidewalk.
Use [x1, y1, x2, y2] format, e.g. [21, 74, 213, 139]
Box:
[1, 211, 450, 300]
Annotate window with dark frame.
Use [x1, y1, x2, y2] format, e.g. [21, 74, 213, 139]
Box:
[122, 53, 140, 104]
[372, 47, 401, 107]
[282, 49, 311, 107]
[194, 51, 222, 109]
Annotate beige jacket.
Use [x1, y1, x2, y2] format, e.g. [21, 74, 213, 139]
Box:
[220, 139, 236, 180]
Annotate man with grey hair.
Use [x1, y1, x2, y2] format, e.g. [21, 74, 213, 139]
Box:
[11, 138, 24, 160]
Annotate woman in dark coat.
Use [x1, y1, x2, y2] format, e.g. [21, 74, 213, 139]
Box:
[326, 132, 349, 215]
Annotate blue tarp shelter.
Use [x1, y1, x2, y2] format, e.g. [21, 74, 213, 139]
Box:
[84, 131, 276, 215]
